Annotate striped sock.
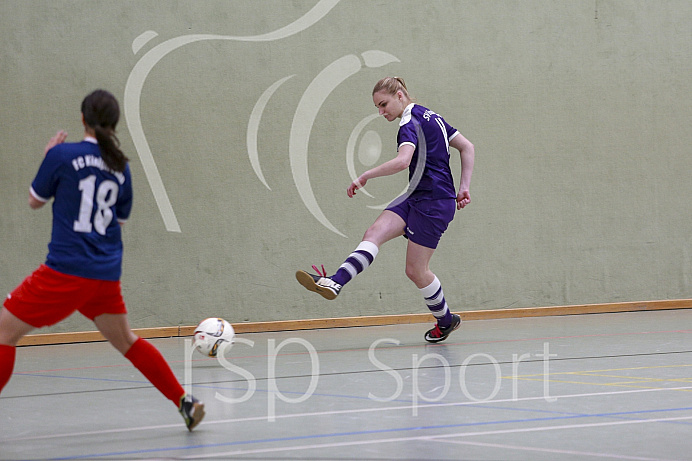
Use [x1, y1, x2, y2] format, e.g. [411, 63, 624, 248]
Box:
[420, 276, 453, 328]
[125, 337, 185, 406]
[331, 241, 379, 286]
[0, 344, 16, 393]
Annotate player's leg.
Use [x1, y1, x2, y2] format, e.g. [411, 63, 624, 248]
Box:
[405, 240, 453, 324]
[0, 307, 35, 345]
[361, 209, 408, 247]
[404, 238, 436, 288]
[332, 210, 405, 284]
[1, 265, 81, 393]
[92, 312, 138, 354]
[404, 197, 460, 342]
[405, 241, 461, 343]
[86, 276, 206, 431]
[296, 210, 405, 299]
[93, 313, 205, 431]
[94, 313, 181, 402]
[0, 308, 35, 393]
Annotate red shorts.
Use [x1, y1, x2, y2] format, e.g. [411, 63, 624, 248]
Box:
[3, 265, 127, 328]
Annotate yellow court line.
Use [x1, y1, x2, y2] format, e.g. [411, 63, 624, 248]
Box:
[572, 373, 692, 382]
[511, 363, 692, 379]
[510, 377, 670, 386]
[508, 377, 692, 392]
[563, 363, 692, 373]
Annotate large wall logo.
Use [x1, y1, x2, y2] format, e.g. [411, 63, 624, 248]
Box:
[248, 51, 399, 237]
[124, 0, 399, 237]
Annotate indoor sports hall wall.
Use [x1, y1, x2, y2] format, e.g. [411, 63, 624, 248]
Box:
[1, 1, 690, 334]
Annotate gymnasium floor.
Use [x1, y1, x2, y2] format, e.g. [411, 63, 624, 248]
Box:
[1, 309, 691, 460]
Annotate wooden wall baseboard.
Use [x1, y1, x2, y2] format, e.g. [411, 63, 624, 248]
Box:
[16, 299, 692, 346]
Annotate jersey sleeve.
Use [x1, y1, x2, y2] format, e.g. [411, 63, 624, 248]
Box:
[116, 165, 133, 224]
[30, 147, 64, 201]
[397, 122, 418, 151]
[443, 118, 458, 140]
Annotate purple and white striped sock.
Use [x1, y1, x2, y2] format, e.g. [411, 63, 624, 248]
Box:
[331, 241, 379, 286]
[420, 276, 452, 327]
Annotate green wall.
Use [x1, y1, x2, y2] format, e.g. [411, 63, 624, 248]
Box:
[1, 1, 690, 333]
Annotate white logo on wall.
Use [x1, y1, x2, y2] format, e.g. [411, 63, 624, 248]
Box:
[124, 0, 400, 237]
[248, 51, 400, 237]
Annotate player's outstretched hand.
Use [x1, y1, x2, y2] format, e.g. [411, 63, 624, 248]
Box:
[456, 190, 470, 209]
[347, 177, 367, 198]
[44, 130, 67, 155]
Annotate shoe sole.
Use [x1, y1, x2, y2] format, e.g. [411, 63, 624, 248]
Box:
[295, 271, 337, 300]
[187, 402, 206, 431]
[425, 317, 462, 343]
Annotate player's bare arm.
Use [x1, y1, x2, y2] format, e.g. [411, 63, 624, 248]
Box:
[347, 144, 415, 197]
[449, 133, 474, 209]
[28, 195, 45, 210]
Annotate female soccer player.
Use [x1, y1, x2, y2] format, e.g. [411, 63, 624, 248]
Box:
[0, 90, 205, 431]
[297, 77, 475, 343]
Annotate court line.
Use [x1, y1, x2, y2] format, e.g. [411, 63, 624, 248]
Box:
[215, 327, 692, 360]
[7, 351, 690, 409]
[10, 373, 151, 385]
[514, 378, 692, 391]
[435, 439, 677, 461]
[579, 374, 692, 382]
[7, 349, 690, 404]
[11, 350, 692, 392]
[13, 327, 692, 375]
[514, 363, 692, 378]
[2, 375, 416, 404]
[8, 385, 692, 444]
[107, 415, 692, 460]
[510, 363, 692, 392]
[180, 415, 692, 460]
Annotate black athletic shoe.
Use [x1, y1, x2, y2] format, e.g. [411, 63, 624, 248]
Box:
[296, 269, 342, 300]
[424, 314, 462, 343]
[179, 394, 205, 431]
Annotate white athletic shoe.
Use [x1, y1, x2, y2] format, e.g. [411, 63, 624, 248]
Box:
[296, 269, 342, 300]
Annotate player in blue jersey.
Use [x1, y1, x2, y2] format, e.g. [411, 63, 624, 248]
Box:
[297, 77, 475, 343]
[0, 90, 205, 430]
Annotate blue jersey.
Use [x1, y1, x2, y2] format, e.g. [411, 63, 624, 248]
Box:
[30, 138, 132, 281]
[397, 104, 459, 199]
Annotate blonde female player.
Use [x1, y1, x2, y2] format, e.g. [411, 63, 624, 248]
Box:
[297, 77, 475, 343]
[0, 90, 205, 431]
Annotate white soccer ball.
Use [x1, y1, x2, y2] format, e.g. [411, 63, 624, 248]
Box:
[193, 317, 235, 357]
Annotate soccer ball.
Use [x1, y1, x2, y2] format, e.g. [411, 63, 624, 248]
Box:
[193, 318, 235, 357]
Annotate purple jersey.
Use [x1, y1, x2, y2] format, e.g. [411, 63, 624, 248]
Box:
[397, 104, 459, 199]
[30, 138, 132, 281]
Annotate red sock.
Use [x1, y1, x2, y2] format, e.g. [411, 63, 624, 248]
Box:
[0, 344, 16, 393]
[124, 338, 185, 406]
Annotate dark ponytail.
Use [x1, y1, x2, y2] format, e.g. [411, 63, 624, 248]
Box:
[81, 90, 129, 173]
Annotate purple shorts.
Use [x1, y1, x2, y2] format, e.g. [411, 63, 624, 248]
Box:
[386, 195, 456, 249]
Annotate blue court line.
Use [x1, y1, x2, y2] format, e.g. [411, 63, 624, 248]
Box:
[49, 405, 692, 460]
[13, 372, 692, 415]
[471, 403, 692, 427]
[13, 372, 692, 425]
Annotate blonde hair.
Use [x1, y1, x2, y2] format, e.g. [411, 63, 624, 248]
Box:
[372, 77, 412, 101]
